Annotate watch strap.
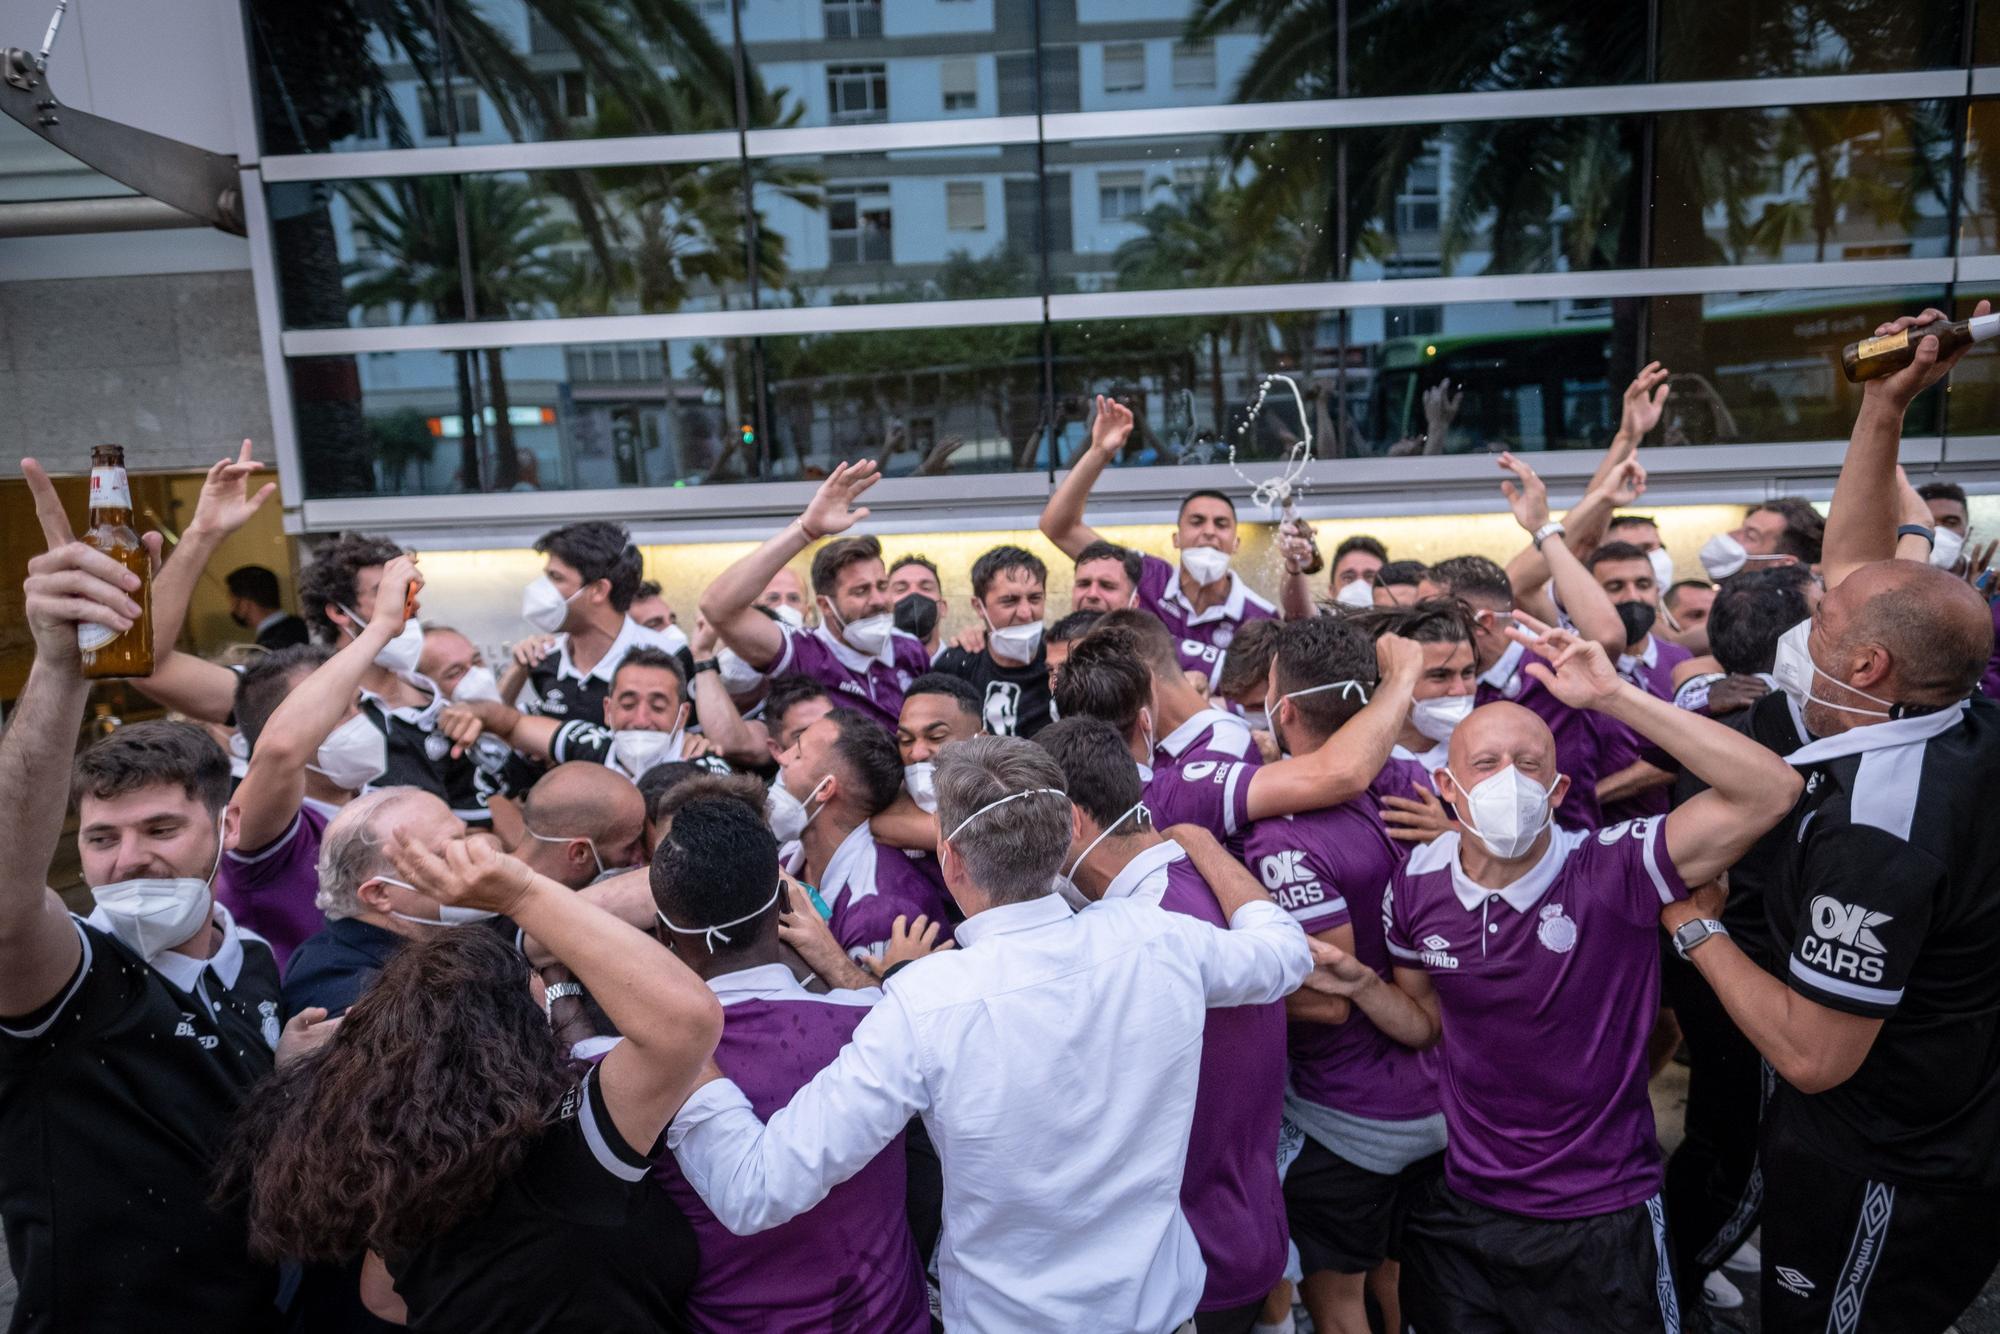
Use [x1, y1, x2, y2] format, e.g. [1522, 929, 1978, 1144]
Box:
[691, 657, 721, 676]
[1532, 521, 1566, 550]
[543, 980, 586, 1009]
[1896, 524, 1936, 548]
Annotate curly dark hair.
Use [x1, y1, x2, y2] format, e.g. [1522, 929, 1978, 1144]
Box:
[215, 929, 571, 1263]
[297, 533, 408, 643]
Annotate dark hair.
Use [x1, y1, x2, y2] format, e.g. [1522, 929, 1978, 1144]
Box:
[651, 798, 780, 954]
[1664, 579, 1713, 610]
[888, 553, 941, 586]
[297, 533, 408, 642]
[1049, 610, 1103, 644]
[1214, 618, 1283, 699]
[74, 721, 231, 814]
[1751, 497, 1825, 564]
[1090, 608, 1181, 679]
[970, 544, 1048, 600]
[534, 521, 643, 613]
[1333, 535, 1388, 566]
[1916, 480, 1968, 507]
[612, 645, 685, 693]
[1177, 489, 1236, 519]
[1052, 627, 1152, 732]
[1375, 559, 1430, 589]
[636, 579, 664, 600]
[1074, 540, 1143, 587]
[1340, 597, 1477, 648]
[1273, 618, 1380, 736]
[825, 708, 905, 815]
[235, 646, 334, 749]
[1427, 554, 1511, 608]
[215, 929, 568, 1261]
[1586, 540, 1653, 574]
[905, 672, 983, 724]
[225, 564, 284, 608]
[1709, 570, 1810, 675]
[764, 674, 831, 734]
[1606, 514, 1658, 535]
[649, 772, 769, 829]
[1034, 716, 1145, 831]
[636, 762, 704, 825]
[810, 534, 883, 597]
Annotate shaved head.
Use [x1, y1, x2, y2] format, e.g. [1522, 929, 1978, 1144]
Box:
[523, 762, 647, 864]
[1440, 702, 1569, 815]
[1823, 561, 1992, 704]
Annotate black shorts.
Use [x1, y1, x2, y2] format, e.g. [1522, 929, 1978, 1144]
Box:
[1400, 1178, 1681, 1333]
[1283, 1135, 1441, 1276]
[1759, 1131, 2000, 1334]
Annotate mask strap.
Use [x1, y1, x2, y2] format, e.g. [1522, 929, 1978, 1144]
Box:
[1063, 800, 1148, 880]
[656, 879, 783, 950]
[945, 787, 1070, 844]
[1284, 679, 1371, 705]
[525, 826, 605, 877]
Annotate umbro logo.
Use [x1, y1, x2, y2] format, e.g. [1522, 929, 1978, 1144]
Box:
[1422, 934, 1451, 951]
[1774, 1265, 1814, 1297]
[1419, 933, 1460, 969]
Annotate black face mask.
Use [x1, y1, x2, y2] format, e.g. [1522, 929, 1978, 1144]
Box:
[893, 592, 939, 641]
[1617, 600, 1657, 645]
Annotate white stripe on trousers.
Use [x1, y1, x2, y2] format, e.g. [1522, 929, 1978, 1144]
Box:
[1827, 1180, 1896, 1334]
[1648, 1193, 1683, 1334]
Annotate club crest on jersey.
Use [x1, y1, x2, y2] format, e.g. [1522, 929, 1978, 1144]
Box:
[259, 999, 281, 1051]
[1537, 903, 1577, 954]
[1211, 624, 1235, 649]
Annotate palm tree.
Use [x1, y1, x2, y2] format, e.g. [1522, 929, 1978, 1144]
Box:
[344, 177, 575, 489]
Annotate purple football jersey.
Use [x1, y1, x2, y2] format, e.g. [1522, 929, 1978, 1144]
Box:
[819, 824, 958, 961]
[1598, 635, 1694, 824]
[1136, 554, 1279, 683]
[215, 804, 331, 970]
[653, 965, 929, 1334]
[1367, 741, 1448, 826]
[1476, 642, 1607, 832]
[771, 623, 930, 730]
[1246, 803, 1439, 1123]
[1105, 844, 1289, 1310]
[1157, 707, 1265, 771]
[1144, 757, 1253, 856]
[1384, 819, 1689, 1220]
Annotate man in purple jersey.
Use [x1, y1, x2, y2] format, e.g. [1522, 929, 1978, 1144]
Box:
[1053, 620, 1422, 857]
[648, 798, 930, 1334]
[772, 708, 956, 962]
[1242, 631, 1446, 1334]
[701, 462, 931, 731]
[868, 674, 987, 904]
[1035, 717, 1289, 1334]
[1340, 600, 1482, 851]
[1040, 396, 1298, 682]
[1590, 541, 1697, 824]
[1095, 609, 1266, 769]
[1312, 619, 1801, 1331]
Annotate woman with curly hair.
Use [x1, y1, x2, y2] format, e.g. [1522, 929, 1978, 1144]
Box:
[217, 833, 723, 1332]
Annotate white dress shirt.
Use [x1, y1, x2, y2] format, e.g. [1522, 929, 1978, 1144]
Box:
[668, 890, 1311, 1333]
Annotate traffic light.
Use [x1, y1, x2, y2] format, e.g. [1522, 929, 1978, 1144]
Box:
[740, 423, 756, 448]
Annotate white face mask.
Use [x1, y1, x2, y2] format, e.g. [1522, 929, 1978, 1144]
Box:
[90, 835, 222, 962]
[522, 575, 586, 634]
[608, 720, 684, 781]
[982, 607, 1045, 663]
[905, 761, 939, 813]
[1179, 544, 1232, 586]
[1333, 578, 1375, 609]
[1930, 526, 1967, 570]
[1054, 799, 1146, 903]
[1770, 618, 1893, 721]
[767, 773, 832, 843]
[308, 712, 388, 791]
[717, 647, 766, 694]
[1697, 532, 1788, 582]
[1240, 708, 1270, 731]
[453, 665, 503, 704]
[1647, 546, 1676, 590]
[377, 876, 499, 926]
[772, 604, 806, 630]
[826, 601, 894, 656]
[342, 604, 425, 676]
[1445, 764, 1556, 861]
[1412, 693, 1475, 744]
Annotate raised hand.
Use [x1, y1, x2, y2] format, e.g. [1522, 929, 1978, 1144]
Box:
[512, 634, 559, 669]
[187, 440, 278, 539]
[798, 460, 880, 540]
[20, 459, 147, 667]
[1867, 300, 1991, 412]
[1374, 632, 1425, 687]
[1599, 457, 1648, 508]
[1090, 394, 1135, 458]
[388, 826, 534, 917]
[691, 614, 719, 657]
[1963, 537, 1997, 590]
[437, 705, 486, 759]
[372, 554, 422, 634]
[1299, 940, 1379, 998]
[1621, 362, 1671, 440]
[1279, 516, 1321, 575]
[1507, 611, 1624, 711]
[1496, 452, 1551, 533]
[864, 914, 954, 976]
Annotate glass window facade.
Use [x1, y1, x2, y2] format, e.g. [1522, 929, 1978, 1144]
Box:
[246, 0, 2000, 507]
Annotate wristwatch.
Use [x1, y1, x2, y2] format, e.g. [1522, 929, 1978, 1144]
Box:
[690, 657, 721, 676]
[1895, 523, 1936, 549]
[543, 980, 585, 1015]
[1671, 917, 1729, 961]
[1532, 521, 1566, 550]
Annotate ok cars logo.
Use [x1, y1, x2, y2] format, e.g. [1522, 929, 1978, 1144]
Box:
[1809, 896, 1890, 954]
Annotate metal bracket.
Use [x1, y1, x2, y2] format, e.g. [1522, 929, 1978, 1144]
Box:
[0, 46, 244, 235]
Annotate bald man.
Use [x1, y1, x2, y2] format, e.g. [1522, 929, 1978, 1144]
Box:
[1314, 623, 1799, 1330]
[504, 762, 648, 890]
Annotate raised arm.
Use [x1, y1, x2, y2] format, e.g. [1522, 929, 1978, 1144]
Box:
[1277, 516, 1321, 621]
[437, 698, 560, 763]
[1037, 395, 1129, 559]
[1581, 364, 1669, 496]
[1823, 303, 1989, 589]
[0, 463, 153, 1017]
[1244, 633, 1424, 819]
[868, 793, 938, 851]
[149, 440, 276, 658]
[389, 830, 723, 1158]
[686, 618, 763, 766]
[1497, 453, 1624, 658]
[699, 462, 880, 671]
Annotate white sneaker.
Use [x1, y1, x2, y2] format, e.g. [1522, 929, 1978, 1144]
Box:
[1703, 1270, 1745, 1310]
[1724, 1238, 1761, 1274]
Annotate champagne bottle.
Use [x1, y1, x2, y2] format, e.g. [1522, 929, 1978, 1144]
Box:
[1841, 313, 2000, 383]
[78, 444, 154, 679]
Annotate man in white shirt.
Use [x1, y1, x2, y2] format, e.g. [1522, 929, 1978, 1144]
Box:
[669, 736, 1328, 1333]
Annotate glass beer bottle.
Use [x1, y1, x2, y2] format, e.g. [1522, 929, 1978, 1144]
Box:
[79, 444, 154, 678]
[1841, 313, 2000, 382]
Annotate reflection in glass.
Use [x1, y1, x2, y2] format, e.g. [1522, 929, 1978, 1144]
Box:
[1660, 0, 1964, 80]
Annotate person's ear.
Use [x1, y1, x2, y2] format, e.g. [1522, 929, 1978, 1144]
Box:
[1547, 772, 1571, 810]
[356, 876, 397, 916]
[1847, 642, 1893, 693]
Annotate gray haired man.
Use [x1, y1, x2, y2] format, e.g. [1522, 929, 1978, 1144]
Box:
[670, 735, 1340, 1333]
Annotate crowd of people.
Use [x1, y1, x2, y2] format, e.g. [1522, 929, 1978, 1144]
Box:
[3, 310, 1999, 1334]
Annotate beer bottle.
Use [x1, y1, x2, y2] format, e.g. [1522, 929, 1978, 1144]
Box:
[78, 444, 154, 678]
[1841, 313, 2000, 383]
